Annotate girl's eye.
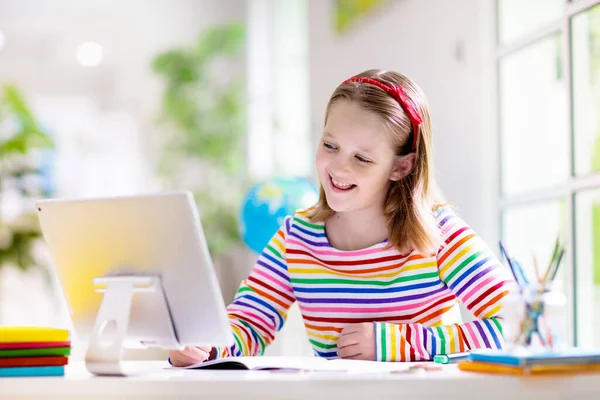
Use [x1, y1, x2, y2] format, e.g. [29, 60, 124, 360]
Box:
[323, 142, 337, 150]
[355, 155, 371, 164]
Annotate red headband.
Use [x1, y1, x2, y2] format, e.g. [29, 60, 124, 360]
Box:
[341, 77, 422, 152]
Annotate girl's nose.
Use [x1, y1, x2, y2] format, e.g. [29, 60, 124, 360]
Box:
[329, 155, 352, 176]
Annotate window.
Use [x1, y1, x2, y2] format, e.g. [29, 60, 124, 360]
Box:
[246, 0, 311, 180]
[499, 34, 568, 195]
[497, 0, 600, 347]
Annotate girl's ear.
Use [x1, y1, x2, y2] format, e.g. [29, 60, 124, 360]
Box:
[389, 153, 417, 181]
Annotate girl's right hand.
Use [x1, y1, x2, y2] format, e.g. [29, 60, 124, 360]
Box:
[168, 346, 213, 367]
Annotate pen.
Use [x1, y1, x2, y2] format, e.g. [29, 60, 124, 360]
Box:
[433, 352, 470, 364]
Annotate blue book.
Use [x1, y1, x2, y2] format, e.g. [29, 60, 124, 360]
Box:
[470, 349, 600, 367]
[0, 366, 64, 377]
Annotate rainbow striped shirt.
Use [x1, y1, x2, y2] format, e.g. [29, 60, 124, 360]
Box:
[216, 207, 512, 361]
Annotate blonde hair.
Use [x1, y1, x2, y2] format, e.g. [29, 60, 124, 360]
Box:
[310, 69, 444, 254]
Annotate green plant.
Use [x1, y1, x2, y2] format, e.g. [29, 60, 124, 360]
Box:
[334, 0, 389, 34]
[152, 22, 247, 258]
[0, 84, 54, 272]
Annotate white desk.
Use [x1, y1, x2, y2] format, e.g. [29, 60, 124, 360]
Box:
[1, 361, 599, 400]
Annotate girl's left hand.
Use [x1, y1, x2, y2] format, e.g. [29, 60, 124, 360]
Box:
[337, 322, 375, 360]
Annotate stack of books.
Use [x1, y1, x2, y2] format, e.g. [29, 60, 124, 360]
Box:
[0, 326, 70, 377]
[458, 349, 600, 375]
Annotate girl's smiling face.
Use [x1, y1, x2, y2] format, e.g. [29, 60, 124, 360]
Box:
[316, 101, 411, 215]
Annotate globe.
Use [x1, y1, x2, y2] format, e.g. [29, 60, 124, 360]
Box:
[240, 177, 319, 254]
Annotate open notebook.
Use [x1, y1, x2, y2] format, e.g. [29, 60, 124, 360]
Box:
[173, 356, 440, 373]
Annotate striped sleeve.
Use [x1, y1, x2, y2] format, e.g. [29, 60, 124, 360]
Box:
[374, 208, 515, 362]
[213, 216, 296, 358]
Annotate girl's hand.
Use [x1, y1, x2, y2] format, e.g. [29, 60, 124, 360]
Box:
[168, 346, 213, 367]
[337, 323, 375, 360]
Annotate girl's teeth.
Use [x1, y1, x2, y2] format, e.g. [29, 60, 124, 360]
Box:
[332, 178, 352, 188]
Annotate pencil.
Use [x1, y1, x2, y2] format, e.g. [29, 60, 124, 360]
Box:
[434, 352, 470, 364]
[499, 241, 520, 286]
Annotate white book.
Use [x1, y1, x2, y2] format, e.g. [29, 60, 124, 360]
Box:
[175, 356, 434, 373]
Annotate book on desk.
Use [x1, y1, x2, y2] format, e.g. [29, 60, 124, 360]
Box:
[0, 326, 71, 377]
[174, 356, 442, 373]
[458, 349, 600, 375]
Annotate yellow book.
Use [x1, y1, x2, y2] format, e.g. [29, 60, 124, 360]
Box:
[458, 361, 600, 375]
[0, 326, 70, 344]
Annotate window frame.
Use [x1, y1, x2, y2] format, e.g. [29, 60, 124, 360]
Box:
[495, 0, 600, 346]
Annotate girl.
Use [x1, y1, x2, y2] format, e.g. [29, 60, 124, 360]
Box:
[170, 69, 512, 365]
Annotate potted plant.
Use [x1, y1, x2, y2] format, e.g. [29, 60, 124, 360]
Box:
[152, 22, 250, 301]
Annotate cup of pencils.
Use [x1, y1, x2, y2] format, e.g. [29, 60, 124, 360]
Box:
[499, 238, 567, 352]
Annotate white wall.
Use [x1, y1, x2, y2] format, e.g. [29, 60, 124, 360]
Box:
[308, 0, 497, 245]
